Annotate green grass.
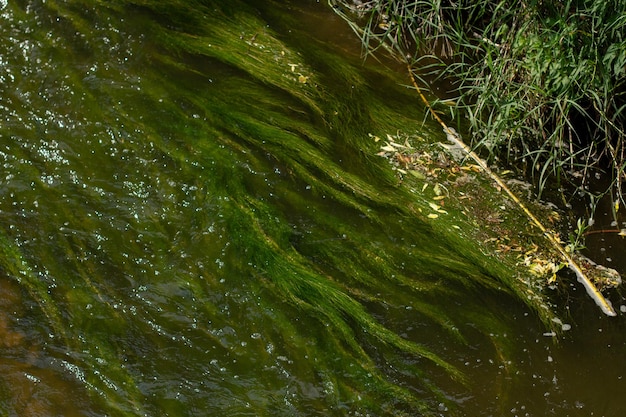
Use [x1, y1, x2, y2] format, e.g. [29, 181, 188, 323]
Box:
[331, 0, 626, 203]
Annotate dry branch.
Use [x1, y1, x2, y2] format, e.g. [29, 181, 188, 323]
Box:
[407, 65, 616, 317]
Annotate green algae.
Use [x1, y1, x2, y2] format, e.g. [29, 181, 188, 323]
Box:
[0, 0, 568, 415]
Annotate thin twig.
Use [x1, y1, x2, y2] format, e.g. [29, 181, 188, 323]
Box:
[406, 64, 616, 317]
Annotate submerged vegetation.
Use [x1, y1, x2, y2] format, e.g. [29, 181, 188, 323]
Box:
[0, 0, 621, 415]
[330, 0, 626, 204]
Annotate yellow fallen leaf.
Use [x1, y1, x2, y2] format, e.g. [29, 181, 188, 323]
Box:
[427, 213, 439, 219]
[428, 202, 440, 211]
[298, 74, 308, 83]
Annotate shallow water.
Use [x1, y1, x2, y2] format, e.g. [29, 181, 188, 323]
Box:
[0, 0, 625, 416]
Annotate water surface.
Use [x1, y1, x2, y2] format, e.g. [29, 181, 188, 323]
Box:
[0, 1, 625, 416]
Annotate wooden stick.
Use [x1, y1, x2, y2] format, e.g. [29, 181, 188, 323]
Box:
[406, 65, 616, 317]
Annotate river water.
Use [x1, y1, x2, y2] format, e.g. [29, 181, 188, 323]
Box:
[0, 1, 625, 416]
